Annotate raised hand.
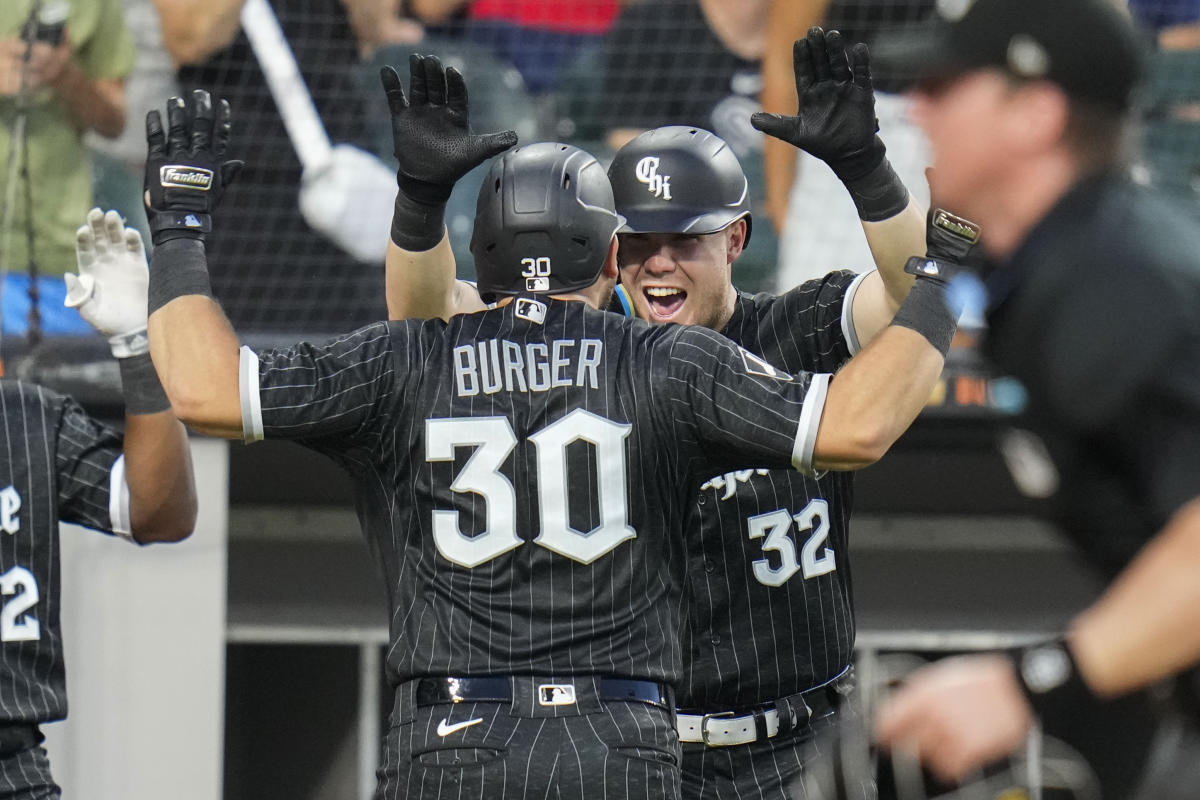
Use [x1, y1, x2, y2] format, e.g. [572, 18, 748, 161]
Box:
[751, 27, 878, 173]
[381, 54, 518, 202]
[144, 90, 244, 245]
[66, 208, 151, 357]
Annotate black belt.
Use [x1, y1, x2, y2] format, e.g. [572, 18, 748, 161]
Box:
[677, 682, 843, 746]
[0, 723, 41, 759]
[414, 676, 672, 710]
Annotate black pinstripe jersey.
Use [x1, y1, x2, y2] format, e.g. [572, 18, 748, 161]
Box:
[240, 296, 833, 687]
[0, 380, 129, 723]
[678, 271, 864, 710]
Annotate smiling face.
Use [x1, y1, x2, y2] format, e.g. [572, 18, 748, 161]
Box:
[616, 221, 744, 330]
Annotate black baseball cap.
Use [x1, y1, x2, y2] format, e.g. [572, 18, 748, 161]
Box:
[873, 0, 1145, 110]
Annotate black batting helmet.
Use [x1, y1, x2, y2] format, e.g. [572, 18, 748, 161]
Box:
[471, 142, 624, 303]
[608, 126, 752, 246]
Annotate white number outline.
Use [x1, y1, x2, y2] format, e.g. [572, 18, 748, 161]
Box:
[0, 566, 40, 642]
[747, 499, 835, 587]
[520, 257, 552, 278]
[426, 410, 634, 567]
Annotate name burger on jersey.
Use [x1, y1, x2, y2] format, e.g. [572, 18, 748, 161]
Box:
[454, 338, 603, 397]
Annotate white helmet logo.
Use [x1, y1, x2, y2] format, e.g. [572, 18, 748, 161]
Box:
[635, 156, 672, 201]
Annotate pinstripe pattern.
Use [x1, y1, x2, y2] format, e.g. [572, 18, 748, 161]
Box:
[0, 745, 58, 800]
[378, 680, 682, 800]
[0, 380, 126, 797]
[678, 271, 863, 799]
[247, 298, 832, 797]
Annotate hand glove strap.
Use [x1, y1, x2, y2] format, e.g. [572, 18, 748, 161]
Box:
[108, 327, 150, 359]
[833, 146, 910, 222]
[926, 208, 982, 261]
[150, 211, 212, 246]
[390, 170, 450, 252]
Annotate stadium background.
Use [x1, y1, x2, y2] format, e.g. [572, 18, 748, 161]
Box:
[0, 0, 1197, 797]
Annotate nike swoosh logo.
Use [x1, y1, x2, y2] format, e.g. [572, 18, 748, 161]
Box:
[437, 717, 484, 737]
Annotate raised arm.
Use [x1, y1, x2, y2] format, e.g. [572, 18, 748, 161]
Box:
[810, 264, 956, 471]
[752, 27, 926, 344]
[141, 92, 246, 438]
[380, 55, 515, 320]
[65, 209, 196, 544]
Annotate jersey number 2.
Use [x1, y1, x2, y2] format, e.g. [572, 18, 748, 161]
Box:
[746, 500, 835, 587]
[426, 410, 635, 568]
[0, 567, 40, 642]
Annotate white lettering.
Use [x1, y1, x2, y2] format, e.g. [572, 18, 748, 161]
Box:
[453, 339, 606, 398]
[454, 345, 478, 397]
[577, 340, 602, 389]
[502, 341, 528, 392]
[479, 340, 503, 395]
[527, 344, 552, 391]
[0, 487, 19, 534]
[552, 340, 574, 388]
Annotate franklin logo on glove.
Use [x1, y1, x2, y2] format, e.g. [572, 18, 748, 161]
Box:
[160, 166, 214, 190]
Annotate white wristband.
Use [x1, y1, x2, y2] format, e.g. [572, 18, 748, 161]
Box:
[108, 327, 150, 359]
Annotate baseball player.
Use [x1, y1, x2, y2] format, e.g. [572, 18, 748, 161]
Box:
[380, 37, 973, 798]
[141, 88, 958, 798]
[0, 208, 196, 798]
[864, 0, 1200, 797]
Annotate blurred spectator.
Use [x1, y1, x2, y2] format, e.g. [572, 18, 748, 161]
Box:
[762, 0, 934, 289]
[598, 0, 768, 153]
[1131, 0, 1200, 218]
[594, 0, 777, 290]
[87, 0, 179, 249]
[151, 0, 419, 333]
[410, 0, 622, 95]
[0, 0, 132, 335]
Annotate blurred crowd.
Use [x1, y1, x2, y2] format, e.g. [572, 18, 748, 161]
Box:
[1, 0, 1197, 334]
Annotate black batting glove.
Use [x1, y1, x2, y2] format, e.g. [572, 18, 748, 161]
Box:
[381, 55, 517, 250]
[751, 28, 879, 178]
[903, 207, 982, 285]
[751, 28, 908, 221]
[144, 90, 243, 247]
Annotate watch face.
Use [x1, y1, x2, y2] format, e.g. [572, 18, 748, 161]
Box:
[1021, 644, 1072, 693]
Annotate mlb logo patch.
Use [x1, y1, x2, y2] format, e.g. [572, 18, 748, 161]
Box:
[526, 277, 550, 292]
[739, 347, 785, 380]
[515, 298, 547, 324]
[537, 684, 577, 706]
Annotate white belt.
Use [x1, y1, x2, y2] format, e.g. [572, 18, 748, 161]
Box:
[676, 709, 783, 747]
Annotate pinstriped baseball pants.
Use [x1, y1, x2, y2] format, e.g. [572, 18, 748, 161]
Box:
[376, 678, 682, 799]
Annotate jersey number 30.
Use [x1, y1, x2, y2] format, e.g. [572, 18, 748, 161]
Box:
[427, 410, 634, 568]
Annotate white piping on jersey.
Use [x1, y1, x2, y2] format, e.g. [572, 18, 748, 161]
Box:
[108, 454, 135, 543]
[792, 373, 831, 477]
[840, 270, 871, 356]
[240, 346, 265, 443]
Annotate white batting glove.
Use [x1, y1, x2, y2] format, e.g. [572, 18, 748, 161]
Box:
[65, 208, 150, 358]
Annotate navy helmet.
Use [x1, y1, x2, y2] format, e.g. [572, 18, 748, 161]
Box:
[472, 142, 624, 303]
[608, 126, 751, 246]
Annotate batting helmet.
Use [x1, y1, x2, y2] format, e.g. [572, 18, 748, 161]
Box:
[608, 126, 752, 246]
[471, 142, 624, 303]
